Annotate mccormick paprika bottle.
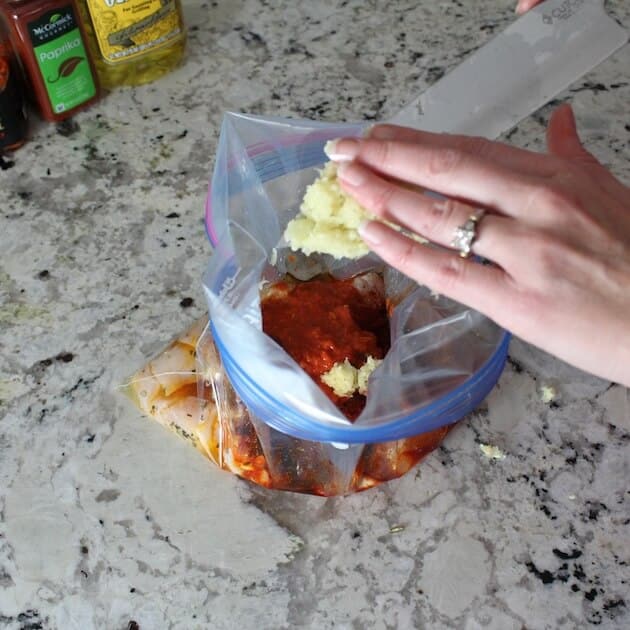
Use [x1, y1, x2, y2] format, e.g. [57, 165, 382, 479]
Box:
[0, 27, 28, 149]
[76, 0, 186, 89]
[0, 0, 100, 122]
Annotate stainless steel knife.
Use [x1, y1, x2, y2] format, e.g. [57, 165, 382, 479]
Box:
[389, 0, 628, 139]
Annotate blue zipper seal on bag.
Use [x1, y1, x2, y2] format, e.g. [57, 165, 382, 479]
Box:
[211, 317, 511, 444]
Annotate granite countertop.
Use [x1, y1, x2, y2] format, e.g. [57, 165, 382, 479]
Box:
[1, 1, 629, 628]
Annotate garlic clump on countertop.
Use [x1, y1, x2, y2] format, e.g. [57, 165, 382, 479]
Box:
[479, 443, 507, 460]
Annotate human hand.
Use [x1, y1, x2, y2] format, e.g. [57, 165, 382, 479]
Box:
[515, 0, 545, 14]
[325, 105, 630, 386]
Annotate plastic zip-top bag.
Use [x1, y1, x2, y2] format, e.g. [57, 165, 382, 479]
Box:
[126, 317, 459, 495]
[197, 2, 627, 494]
[198, 114, 509, 494]
[203, 112, 510, 445]
[127, 1, 627, 496]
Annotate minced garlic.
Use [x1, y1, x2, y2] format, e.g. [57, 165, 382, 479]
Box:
[284, 158, 428, 260]
[479, 443, 507, 460]
[540, 385, 557, 404]
[321, 355, 383, 398]
[357, 356, 383, 395]
[284, 161, 371, 259]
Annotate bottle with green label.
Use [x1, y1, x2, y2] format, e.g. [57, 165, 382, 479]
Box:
[0, 0, 100, 122]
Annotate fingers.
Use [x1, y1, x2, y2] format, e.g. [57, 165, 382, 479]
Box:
[515, 0, 544, 14]
[337, 160, 524, 269]
[326, 136, 545, 221]
[357, 220, 516, 324]
[546, 104, 596, 164]
[546, 104, 629, 198]
[367, 125, 558, 179]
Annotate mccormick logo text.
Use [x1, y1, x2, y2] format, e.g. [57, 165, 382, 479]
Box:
[29, 8, 77, 47]
[32, 13, 73, 37]
[542, 0, 585, 24]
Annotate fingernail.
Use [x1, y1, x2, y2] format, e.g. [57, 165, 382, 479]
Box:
[324, 138, 360, 162]
[337, 161, 367, 187]
[358, 220, 382, 246]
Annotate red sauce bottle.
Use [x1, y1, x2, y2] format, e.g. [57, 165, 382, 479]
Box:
[0, 27, 28, 149]
[0, 0, 100, 122]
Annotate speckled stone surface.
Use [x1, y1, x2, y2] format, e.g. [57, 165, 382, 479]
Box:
[1, 1, 629, 629]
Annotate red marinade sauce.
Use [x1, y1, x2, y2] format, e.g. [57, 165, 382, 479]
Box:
[260, 274, 390, 421]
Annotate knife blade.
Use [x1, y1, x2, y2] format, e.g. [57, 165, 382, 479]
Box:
[389, 0, 628, 139]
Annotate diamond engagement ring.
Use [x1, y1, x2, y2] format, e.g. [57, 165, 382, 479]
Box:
[451, 209, 486, 258]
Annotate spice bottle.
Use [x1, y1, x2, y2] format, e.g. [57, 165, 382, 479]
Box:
[0, 0, 100, 122]
[77, 0, 186, 90]
[0, 28, 28, 149]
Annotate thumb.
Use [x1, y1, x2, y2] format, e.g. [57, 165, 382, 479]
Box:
[546, 103, 627, 197]
[546, 103, 600, 166]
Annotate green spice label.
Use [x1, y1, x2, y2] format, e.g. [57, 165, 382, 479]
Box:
[28, 7, 96, 114]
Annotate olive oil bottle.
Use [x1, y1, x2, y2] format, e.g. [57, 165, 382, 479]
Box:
[77, 0, 186, 89]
